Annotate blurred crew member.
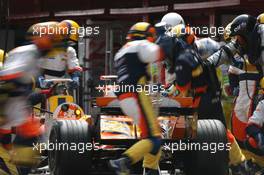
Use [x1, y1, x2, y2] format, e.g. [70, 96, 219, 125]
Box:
[0, 22, 65, 174]
[164, 24, 249, 175]
[27, 20, 82, 108]
[37, 20, 82, 89]
[109, 22, 163, 175]
[226, 14, 264, 165]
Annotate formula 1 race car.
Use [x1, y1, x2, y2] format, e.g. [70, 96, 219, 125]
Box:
[48, 76, 228, 175]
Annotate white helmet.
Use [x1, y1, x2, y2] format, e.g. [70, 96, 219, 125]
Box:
[161, 12, 185, 28]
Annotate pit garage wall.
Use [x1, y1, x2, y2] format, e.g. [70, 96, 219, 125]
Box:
[0, 29, 15, 52]
[80, 20, 134, 113]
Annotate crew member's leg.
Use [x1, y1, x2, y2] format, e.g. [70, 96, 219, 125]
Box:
[227, 130, 252, 175]
[0, 143, 19, 175]
[110, 91, 161, 174]
[0, 100, 19, 175]
[228, 130, 246, 165]
[2, 97, 41, 174]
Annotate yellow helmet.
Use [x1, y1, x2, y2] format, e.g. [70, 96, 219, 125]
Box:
[26, 21, 59, 40]
[26, 21, 64, 49]
[257, 13, 264, 24]
[58, 20, 80, 42]
[223, 22, 232, 41]
[126, 22, 156, 42]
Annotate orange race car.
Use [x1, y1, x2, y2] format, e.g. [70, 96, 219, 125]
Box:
[47, 75, 228, 175]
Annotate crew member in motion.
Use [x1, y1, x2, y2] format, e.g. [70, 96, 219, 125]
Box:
[109, 22, 163, 175]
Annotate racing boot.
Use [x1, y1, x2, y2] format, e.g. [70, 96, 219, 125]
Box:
[109, 156, 131, 175]
[143, 167, 160, 175]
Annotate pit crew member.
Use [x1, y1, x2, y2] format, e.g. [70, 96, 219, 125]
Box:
[28, 20, 82, 107]
[109, 22, 163, 175]
[0, 22, 66, 175]
[165, 23, 248, 175]
[226, 14, 264, 158]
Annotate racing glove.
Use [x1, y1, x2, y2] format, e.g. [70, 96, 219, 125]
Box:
[38, 76, 53, 89]
[207, 41, 242, 67]
[246, 124, 264, 151]
[69, 72, 80, 89]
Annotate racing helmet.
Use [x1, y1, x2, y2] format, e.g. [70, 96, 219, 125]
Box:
[26, 21, 59, 40]
[160, 12, 185, 28]
[171, 24, 195, 45]
[126, 22, 156, 42]
[223, 22, 232, 41]
[257, 13, 264, 24]
[26, 21, 62, 50]
[229, 14, 257, 43]
[58, 20, 80, 42]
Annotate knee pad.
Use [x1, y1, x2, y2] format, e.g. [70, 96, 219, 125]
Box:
[149, 137, 161, 155]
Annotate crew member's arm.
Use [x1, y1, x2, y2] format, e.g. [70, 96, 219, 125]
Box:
[138, 41, 163, 63]
[207, 40, 241, 67]
[195, 38, 220, 60]
[174, 53, 199, 96]
[67, 46, 83, 73]
[67, 46, 83, 89]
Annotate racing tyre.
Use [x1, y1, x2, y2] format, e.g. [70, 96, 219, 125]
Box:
[48, 120, 92, 175]
[185, 119, 228, 175]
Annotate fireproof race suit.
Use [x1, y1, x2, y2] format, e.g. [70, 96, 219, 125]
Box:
[114, 39, 162, 170]
[29, 46, 82, 106]
[37, 46, 82, 89]
[0, 44, 42, 175]
[158, 35, 221, 94]
[228, 56, 260, 144]
[38, 46, 82, 79]
[174, 38, 246, 167]
[206, 25, 264, 164]
[194, 37, 221, 60]
[245, 23, 264, 156]
[193, 38, 227, 122]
